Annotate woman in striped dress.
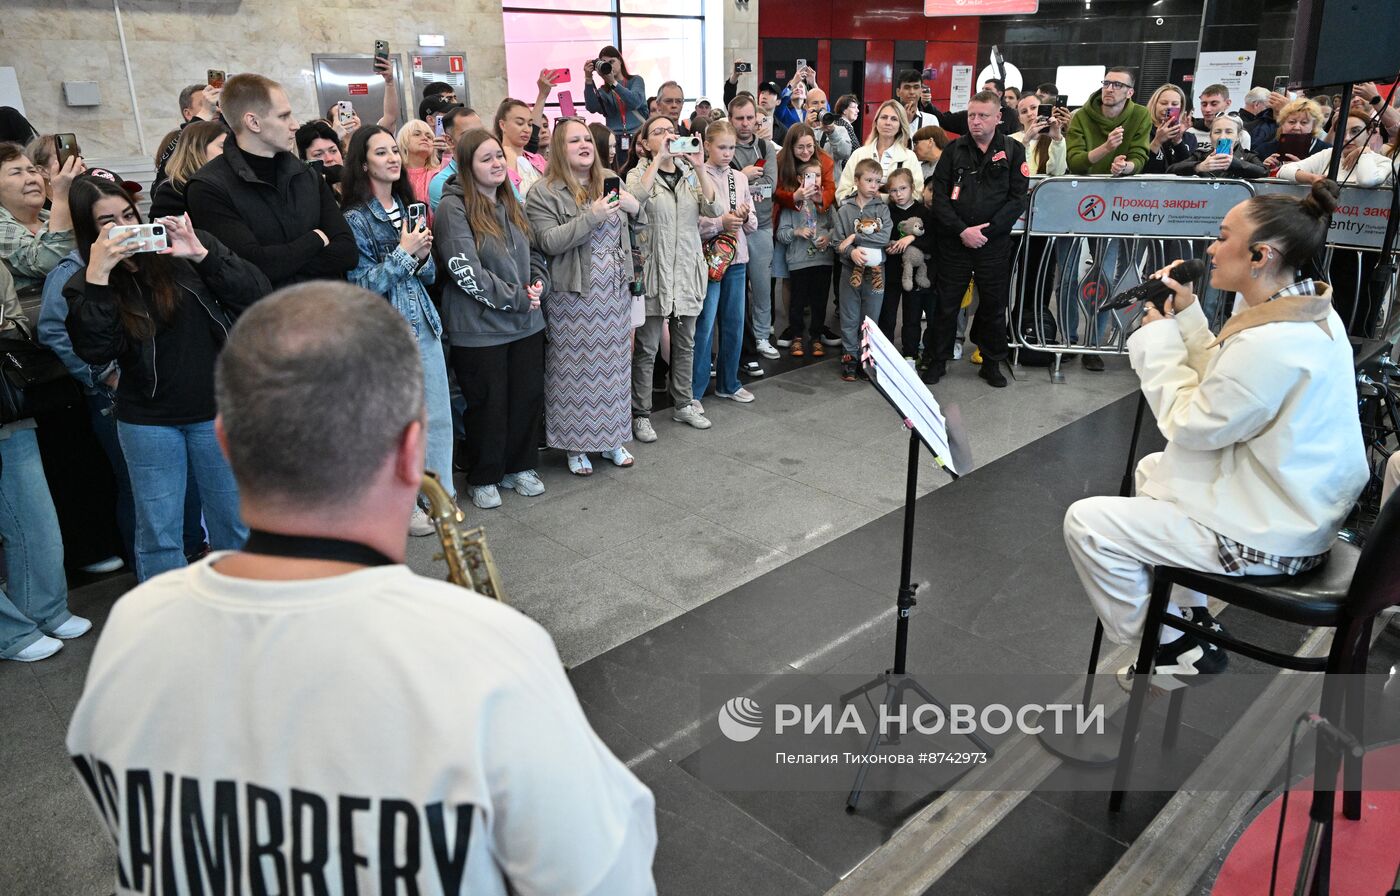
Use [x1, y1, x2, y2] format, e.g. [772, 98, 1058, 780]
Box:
[525, 119, 643, 476]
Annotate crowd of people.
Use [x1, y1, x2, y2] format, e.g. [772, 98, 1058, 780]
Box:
[1, 50, 1399, 667]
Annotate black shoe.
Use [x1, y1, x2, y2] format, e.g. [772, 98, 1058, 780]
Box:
[919, 360, 946, 384]
[820, 327, 843, 347]
[1117, 630, 1228, 692]
[1082, 354, 1105, 372]
[453, 439, 468, 473]
[979, 360, 1007, 388]
[775, 327, 797, 348]
[742, 360, 765, 378]
[1183, 606, 1230, 641]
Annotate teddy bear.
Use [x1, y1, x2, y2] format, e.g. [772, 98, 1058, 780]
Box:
[848, 217, 885, 291]
[897, 217, 932, 292]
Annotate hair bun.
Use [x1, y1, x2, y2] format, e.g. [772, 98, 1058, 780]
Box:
[1302, 178, 1341, 219]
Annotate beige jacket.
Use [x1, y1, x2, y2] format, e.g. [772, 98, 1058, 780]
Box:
[624, 159, 722, 318]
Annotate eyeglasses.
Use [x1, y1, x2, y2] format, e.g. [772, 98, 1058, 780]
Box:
[648, 127, 677, 138]
[1101, 80, 1133, 91]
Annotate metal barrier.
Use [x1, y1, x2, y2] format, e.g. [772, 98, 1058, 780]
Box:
[1010, 176, 1399, 382]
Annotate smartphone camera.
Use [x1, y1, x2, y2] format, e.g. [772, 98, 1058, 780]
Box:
[736, 62, 752, 73]
[668, 135, 700, 155]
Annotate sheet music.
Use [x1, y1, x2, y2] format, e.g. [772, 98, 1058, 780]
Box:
[859, 317, 958, 475]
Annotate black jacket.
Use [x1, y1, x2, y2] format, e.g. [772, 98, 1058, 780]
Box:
[63, 232, 270, 421]
[148, 179, 187, 219]
[185, 140, 356, 292]
[1140, 127, 1198, 175]
[930, 130, 1028, 240]
[1167, 147, 1269, 180]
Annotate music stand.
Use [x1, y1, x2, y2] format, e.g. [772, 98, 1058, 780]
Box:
[840, 318, 993, 813]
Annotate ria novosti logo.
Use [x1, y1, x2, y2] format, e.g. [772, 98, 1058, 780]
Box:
[718, 696, 764, 742]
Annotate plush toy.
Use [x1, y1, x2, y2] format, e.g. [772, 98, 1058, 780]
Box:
[849, 217, 886, 291]
[898, 218, 932, 292]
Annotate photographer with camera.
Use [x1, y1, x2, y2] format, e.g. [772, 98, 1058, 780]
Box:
[625, 114, 721, 439]
[584, 46, 646, 139]
[1064, 180, 1367, 690]
[64, 178, 268, 580]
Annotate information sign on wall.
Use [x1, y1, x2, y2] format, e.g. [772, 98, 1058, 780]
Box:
[1192, 51, 1256, 113]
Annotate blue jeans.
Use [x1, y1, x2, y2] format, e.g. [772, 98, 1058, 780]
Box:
[117, 420, 247, 581]
[0, 428, 71, 658]
[694, 262, 747, 397]
[419, 326, 456, 496]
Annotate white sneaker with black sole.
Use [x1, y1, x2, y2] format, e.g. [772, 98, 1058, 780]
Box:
[1117, 630, 1228, 692]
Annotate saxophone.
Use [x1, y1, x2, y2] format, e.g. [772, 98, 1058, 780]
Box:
[419, 470, 505, 602]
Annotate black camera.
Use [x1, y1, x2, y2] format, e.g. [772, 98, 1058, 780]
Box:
[822, 112, 836, 126]
[595, 58, 613, 76]
[736, 62, 752, 73]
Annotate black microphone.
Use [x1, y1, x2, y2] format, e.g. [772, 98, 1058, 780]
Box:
[1303, 712, 1365, 758]
[1098, 259, 1206, 313]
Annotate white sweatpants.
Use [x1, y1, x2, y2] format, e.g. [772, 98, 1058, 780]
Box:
[1063, 453, 1276, 646]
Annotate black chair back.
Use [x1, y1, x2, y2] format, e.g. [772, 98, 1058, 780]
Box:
[1336, 490, 1400, 661]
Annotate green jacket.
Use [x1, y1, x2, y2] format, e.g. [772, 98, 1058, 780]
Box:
[1065, 91, 1153, 175]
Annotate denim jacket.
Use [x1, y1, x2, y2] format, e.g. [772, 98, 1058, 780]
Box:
[344, 199, 441, 339]
[38, 250, 104, 392]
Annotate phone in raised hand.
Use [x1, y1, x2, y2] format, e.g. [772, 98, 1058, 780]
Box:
[406, 203, 427, 232]
[109, 223, 169, 254]
[54, 133, 80, 168]
[374, 40, 390, 64]
[559, 90, 577, 118]
[335, 100, 355, 126]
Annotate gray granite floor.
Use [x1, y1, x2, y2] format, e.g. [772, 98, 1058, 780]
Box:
[0, 353, 1136, 895]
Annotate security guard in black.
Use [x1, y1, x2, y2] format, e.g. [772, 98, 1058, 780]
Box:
[929, 96, 1028, 382]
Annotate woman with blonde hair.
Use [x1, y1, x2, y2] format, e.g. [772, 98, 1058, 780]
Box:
[149, 121, 228, 217]
[397, 119, 444, 222]
[525, 119, 643, 475]
[1141, 84, 1195, 174]
[836, 100, 921, 200]
[1255, 97, 1330, 172]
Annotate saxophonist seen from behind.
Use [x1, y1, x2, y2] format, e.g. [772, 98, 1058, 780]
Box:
[66, 281, 658, 895]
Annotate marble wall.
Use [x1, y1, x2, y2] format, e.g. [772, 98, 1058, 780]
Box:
[0, 0, 509, 161]
[722, 0, 759, 99]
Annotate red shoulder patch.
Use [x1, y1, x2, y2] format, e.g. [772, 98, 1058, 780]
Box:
[1021, 162, 1030, 176]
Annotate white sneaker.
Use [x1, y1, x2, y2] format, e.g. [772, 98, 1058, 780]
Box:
[633, 416, 658, 443]
[756, 339, 780, 359]
[49, 615, 92, 639]
[409, 505, 436, 536]
[8, 635, 63, 662]
[469, 484, 502, 509]
[717, 387, 755, 403]
[953, 341, 964, 360]
[500, 470, 545, 497]
[80, 556, 123, 574]
[672, 401, 713, 429]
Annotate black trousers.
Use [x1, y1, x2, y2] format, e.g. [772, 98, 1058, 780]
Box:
[933, 235, 1014, 362]
[788, 264, 832, 341]
[449, 330, 544, 487]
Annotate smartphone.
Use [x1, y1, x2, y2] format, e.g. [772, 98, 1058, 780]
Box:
[1037, 103, 1052, 121]
[796, 58, 808, 73]
[921, 66, 937, 81]
[1273, 75, 1290, 94]
[803, 171, 818, 187]
[433, 115, 445, 138]
[1055, 95, 1069, 109]
[206, 69, 225, 89]
[603, 175, 620, 196]
[736, 62, 752, 73]
[559, 89, 577, 118]
[109, 223, 168, 254]
[1278, 133, 1313, 159]
[753, 182, 774, 199]
[668, 135, 700, 155]
[335, 100, 355, 125]
[1215, 137, 1234, 155]
[1165, 106, 1182, 126]
[53, 133, 79, 168]
[374, 40, 390, 64]
[546, 68, 570, 85]
[406, 202, 427, 232]
[755, 157, 766, 169]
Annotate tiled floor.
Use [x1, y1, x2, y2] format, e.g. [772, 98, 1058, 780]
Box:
[0, 351, 1142, 894]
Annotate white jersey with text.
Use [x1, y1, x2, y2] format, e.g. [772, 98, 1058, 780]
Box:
[66, 556, 657, 895]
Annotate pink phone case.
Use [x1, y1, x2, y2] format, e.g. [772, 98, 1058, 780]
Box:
[559, 90, 577, 118]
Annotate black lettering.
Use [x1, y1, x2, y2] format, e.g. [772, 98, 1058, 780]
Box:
[97, 760, 133, 888]
[126, 769, 157, 890]
[181, 778, 242, 896]
[425, 803, 473, 893]
[161, 772, 179, 895]
[338, 796, 372, 896]
[289, 790, 330, 896]
[247, 783, 288, 896]
[378, 799, 421, 895]
[72, 756, 114, 841]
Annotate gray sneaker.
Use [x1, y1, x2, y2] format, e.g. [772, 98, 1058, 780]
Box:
[500, 469, 545, 497]
[633, 416, 658, 443]
[672, 401, 713, 429]
[469, 484, 502, 510]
